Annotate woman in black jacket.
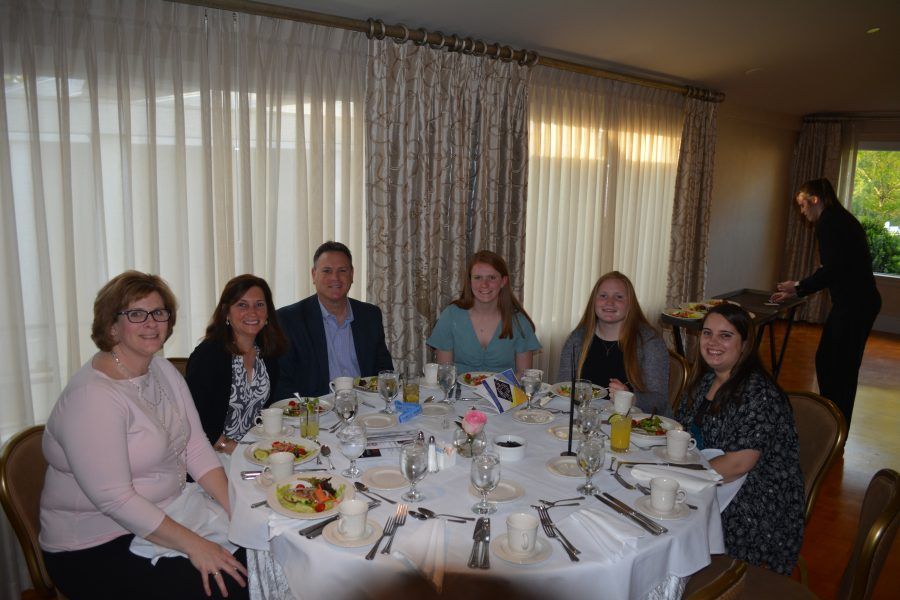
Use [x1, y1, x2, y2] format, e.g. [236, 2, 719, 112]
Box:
[187, 275, 287, 454]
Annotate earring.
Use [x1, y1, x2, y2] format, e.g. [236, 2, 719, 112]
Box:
[226, 319, 231, 326]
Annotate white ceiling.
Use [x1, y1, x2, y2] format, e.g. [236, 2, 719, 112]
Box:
[265, 0, 900, 117]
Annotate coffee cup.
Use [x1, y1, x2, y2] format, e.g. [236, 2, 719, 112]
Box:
[329, 376, 355, 394]
[261, 451, 294, 483]
[612, 390, 634, 416]
[336, 498, 369, 539]
[506, 512, 539, 557]
[255, 407, 284, 435]
[650, 476, 686, 514]
[423, 363, 439, 385]
[666, 430, 697, 460]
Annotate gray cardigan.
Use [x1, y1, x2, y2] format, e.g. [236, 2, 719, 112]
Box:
[557, 323, 671, 417]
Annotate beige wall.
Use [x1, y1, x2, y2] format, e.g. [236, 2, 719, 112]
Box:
[706, 104, 799, 297]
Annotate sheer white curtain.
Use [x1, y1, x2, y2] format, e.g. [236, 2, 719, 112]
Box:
[524, 67, 684, 381]
[0, 0, 366, 441]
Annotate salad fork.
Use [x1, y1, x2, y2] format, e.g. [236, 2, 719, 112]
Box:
[381, 504, 408, 554]
[539, 496, 585, 506]
[365, 515, 396, 560]
[536, 506, 579, 561]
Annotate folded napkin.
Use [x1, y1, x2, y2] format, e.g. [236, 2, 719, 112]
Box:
[391, 518, 446, 592]
[393, 400, 423, 423]
[267, 511, 304, 540]
[568, 508, 644, 561]
[130, 483, 237, 564]
[700, 449, 747, 512]
[630, 464, 723, 493]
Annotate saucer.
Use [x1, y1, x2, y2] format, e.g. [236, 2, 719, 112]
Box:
[357, 413, 398, 430]
[491, 534, 552, 565]
[467, 479, 525, 502]
[635, 496, 690, 520]
[512, 409, 554, 425]
[421, 403, 452, 417]
[322, 519, 381, 547]
[361, 466, 407, 490]
[652, 446, 702, 464]
[255, 474, 275, 489]
[545, 456, 583, 478]
[251, 424, 295, 439]
[547, 425, 582, 441]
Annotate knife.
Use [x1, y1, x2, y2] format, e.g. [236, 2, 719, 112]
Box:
[616, 461, 708, 471]
[241, 467, 330, 478]
[479, 518, 491, 569]
[612, 471, 635, 490]
[467, 518, 485, 568]
[597, 493, 667, 535]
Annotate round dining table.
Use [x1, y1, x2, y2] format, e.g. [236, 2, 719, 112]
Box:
[227, 387, 725, 600]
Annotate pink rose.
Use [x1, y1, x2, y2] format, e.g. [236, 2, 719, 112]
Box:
[460, 409, 487, 436]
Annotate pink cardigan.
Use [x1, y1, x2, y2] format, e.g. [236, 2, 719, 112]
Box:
[39, 356, 222, 552]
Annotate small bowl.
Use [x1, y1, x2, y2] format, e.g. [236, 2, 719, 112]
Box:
[492, 434, 526, 461]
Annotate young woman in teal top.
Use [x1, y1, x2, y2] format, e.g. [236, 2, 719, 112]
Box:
[427, 251, 541, 374]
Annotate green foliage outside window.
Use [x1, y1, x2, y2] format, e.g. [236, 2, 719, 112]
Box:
[850, 150, 900, 275]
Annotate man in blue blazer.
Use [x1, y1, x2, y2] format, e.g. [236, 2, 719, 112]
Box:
[274, 241, 394, 398]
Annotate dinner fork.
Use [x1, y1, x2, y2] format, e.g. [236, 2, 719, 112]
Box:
[536, 506, 579, 561]
[365, 515, 396, 560]
[381, 504, 408, 554]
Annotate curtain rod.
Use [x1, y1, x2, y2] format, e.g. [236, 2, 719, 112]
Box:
[170, 0, 724, 102]
[804, 112, 900, 122]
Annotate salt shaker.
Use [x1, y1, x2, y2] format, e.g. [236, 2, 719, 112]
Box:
[427, 435, 438, 472]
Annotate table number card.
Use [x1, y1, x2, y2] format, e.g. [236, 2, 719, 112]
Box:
[477, 369, 526, 413]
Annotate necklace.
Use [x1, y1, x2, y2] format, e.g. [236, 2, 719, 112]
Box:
[112, 350, 161, 406]
[597, 338, 619, 357]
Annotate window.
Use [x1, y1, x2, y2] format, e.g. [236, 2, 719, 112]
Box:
[849, 143, 900, 275]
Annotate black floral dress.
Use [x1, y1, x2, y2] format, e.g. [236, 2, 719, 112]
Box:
[676, 370, 805, 574]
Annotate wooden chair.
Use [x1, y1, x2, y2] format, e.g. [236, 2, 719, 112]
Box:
[167, 356, 189, 377]
[0, 425, 64, 599]
[683, 555, 747, 600]
[667, 348, 689, 412]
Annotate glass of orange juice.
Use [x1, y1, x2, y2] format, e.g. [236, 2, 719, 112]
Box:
[609, 413, 631, 452]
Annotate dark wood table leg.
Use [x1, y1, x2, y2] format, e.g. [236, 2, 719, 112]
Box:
[773, 307, 799, 379]
[672, 326, 685, 357]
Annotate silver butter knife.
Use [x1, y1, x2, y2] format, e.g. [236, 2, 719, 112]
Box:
[617, 461, 708, 471]
[479, 518, 491, 569]
[467, 518, 485, 568]
[597, 493, 667, 535]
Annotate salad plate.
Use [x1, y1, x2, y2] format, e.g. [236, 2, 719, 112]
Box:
[652, 446, 702, 464]
[457, 371, 494, 388]
[357, 413, 398, 430]
[266, 473, 354, 520]
[354, 376, 380, 395]
[629, 413, 683, 438]
[361, 466, 407, 490]
[547, 425, 582, 441]
[491, 534, 552, 565]
[546, 456, 583, 478]
[421, 403, 452, 417]
[271, 396, 334, 422]
[550, 381, 608, 400]
[512, 408, 554, 425]
[635, 496, 690, 520]
[244, 437, 320, 467]
[250, 424, 295, 439]
[467, 479, 524, 502]
[322, 518, 381, 547]
[662, 308, 704, 320]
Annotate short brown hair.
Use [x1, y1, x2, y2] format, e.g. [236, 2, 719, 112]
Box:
[91, 271, 178, 351]
[313, 241, 353, 267]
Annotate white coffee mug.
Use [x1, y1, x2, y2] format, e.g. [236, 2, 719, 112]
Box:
[666, 429, 697, 460]
[255, 407, 284, 435]
[329, 376, 355, 394]
[423, 363, 439, 385]
[262, 451, 295, 483]
[336, 498, 369, 539]
[612, 390, 634, 416]
[506, 512, 539, 556]
[650, 476, 686, 513]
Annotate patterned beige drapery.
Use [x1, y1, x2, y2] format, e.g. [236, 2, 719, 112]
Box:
[365, 39, 531, 368]
[780, 120, 850, 323]
[666, 92, 720, 309]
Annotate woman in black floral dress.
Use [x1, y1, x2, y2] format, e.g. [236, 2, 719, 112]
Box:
[676, 304, 804, 574]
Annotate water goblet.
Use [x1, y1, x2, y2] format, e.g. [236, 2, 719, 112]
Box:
[334, 389, 358, 430]
[337, 423, 366, 478]
[437, 363, 457, 404]
[576, 437, 605, 494]
[377, 370, 399, 414]
[572, 378, 593, 407]
[470, 453, 501, 515]
[522, 373, 541, 409]
[579, 406, 602, 439]
[399, 440, 429, 502]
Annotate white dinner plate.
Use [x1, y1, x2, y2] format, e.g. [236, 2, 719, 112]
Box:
[635, 495, 690, 520]
[550, 381, 608, 400]
[265, 473, 354, 520]
[357, 413, 398, 430]
[662, 308, 704, 320]
[421, 403, 452, 417]
[354, 376, 380, 395]
[512, 409, 554, 425]
[457, 371, 494, 388]
[322, 518, 381, 548]
[547, 425, 582, 441]
[250, 424, 295, 439]
[271, 396, 334, 421]
[491, 534, 552, 565]
[546, 456, 583, 478]
[652, 446, 702, 464]
[468, 479, 524, 503]
[361, 466, 407, 491]
[244, 437, 320, 467]
[629, 413, 683, 438]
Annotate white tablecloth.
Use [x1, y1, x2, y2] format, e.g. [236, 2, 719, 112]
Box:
[227, 393, 725, 600]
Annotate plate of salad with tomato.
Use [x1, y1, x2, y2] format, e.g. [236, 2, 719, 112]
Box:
[266, 474, 353, 520]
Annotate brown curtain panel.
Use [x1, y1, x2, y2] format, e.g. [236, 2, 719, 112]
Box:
[780, 120, 849, 323]
[365, 39, 530, 368]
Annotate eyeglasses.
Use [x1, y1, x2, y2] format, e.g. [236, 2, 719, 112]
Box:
[116, 309, 172, 323]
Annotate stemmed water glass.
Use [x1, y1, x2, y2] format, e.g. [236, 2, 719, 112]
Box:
[522, 369, 542, 409]
[576, 437, 605, 494]
[579, 406, 602, 439]
[399, 440, 429, 502]
[334, 389, 358, 431]
[377, 370, 399, 414]
[337, 423, 366, 478]
[437, 363, 457, 404]
[470, 453, 501, 515]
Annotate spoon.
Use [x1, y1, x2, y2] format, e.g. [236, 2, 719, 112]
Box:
[422, 395, 435, 403]
[411, 510, 467, 523]
[320, 444, 335, 469]
[354, 481, 396, 504]
[607, 456, 618, 473]
[418, 507, 475, 521]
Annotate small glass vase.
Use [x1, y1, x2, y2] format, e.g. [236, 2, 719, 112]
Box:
[453, 428, 487, 458]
